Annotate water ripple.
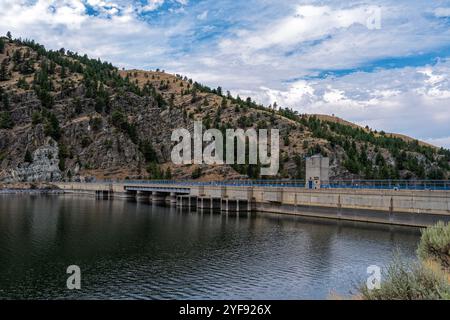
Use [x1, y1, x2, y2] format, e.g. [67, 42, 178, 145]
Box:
[0, 195, 421, 299]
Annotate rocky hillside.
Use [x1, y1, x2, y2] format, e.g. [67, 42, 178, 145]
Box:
[0, 35, 449, 182]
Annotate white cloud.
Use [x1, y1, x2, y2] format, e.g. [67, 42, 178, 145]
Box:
[219, 5, 381, 53]
[424, 137, 450, 149]
[233, 60, 450, 148]
[434, 7, 450, 18]
[0, 0, 86, 30]
[197, 10, 208, 20]
[213, 2, 450, 82]
[418, 68, 445, 85]
[0, 0, 176, 64]
[141, 0, 188, 12]
[142, 0, 165, 12]
[0, 0, 449, 148]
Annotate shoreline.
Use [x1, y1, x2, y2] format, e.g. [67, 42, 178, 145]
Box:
[0, 182, 63, 194]
[0, 189, 64, 194]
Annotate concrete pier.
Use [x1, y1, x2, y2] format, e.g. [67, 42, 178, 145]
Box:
[197, 197, 211, 209]
[167, 192, 177, 205]
[125, 190, 137, 199]
[151, 191, 166, 204]
[95, 190, 113, 199]
[177, 195, 197, 208]
[196, 197, 222, 210]
[136, 190, 150, 201]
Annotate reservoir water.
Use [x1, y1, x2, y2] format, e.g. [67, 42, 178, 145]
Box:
[0, 194, 421, 299]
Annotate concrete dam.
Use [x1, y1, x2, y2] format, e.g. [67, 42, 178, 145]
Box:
[54, 180, 450, 227]
[54, 156, 450, 227]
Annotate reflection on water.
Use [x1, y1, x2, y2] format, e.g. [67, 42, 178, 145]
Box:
[0, 194, 421, 299]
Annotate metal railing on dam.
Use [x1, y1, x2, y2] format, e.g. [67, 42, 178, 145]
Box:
[124, 185, 191, 194]
[74, 179, 450, 191]
[324, 180, 450, 191]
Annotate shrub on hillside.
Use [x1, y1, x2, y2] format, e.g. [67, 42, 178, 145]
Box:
[360, 256, 450, 300]
[359, 222, 450, 300]
[417, 222, 450, 271]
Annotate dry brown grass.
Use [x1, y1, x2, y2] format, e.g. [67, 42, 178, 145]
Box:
[423, 259, 450, 285]
[328, 290, 363, 300]
[309, 113, 437, 149]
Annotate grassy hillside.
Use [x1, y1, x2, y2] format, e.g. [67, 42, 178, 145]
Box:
[0, 35, 449, 182]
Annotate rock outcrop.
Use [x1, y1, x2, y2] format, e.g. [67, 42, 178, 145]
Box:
[4, 138, 61, 182]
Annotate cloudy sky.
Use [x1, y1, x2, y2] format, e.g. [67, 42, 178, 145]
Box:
[1, 0, 450, 148]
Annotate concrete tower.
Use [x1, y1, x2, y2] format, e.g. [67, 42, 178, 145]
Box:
[305, 155, 329, 189]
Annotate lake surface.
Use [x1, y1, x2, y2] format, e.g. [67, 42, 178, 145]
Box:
[0, 194, 421, 299]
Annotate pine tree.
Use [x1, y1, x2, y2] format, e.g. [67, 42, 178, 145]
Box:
[1, 90, 9, 109]
[0, 111, 13, 129]
[19, 59, 35, 75]
[43, 112, 61, 140]
[24, 149, 33, 163]
[375, 152, 385, 166]
[146, 162, 162, 179]
[191, 87, 198, 103]
[12, 49, 22, 64]
[169, 93, 175, 110]
[31, 111, 42, 125]
[73, 98, 83, 114]
[140, 140, 158, 163]
[60, 65, 66, 78]
[0, 60, 9, 81]
[17, 77, 29, 90]
[165, 167, 172, 180]
[192, 167, 202, 179]
[221, 97, 227, 109]
[0, 38, 5, 54]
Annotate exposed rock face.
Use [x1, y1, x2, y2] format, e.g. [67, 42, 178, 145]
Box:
[4, 138, 61, 182]
[0, 39, 449, 182]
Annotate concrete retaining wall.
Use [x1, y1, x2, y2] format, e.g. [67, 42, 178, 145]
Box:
[255, 202, 450, 227]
